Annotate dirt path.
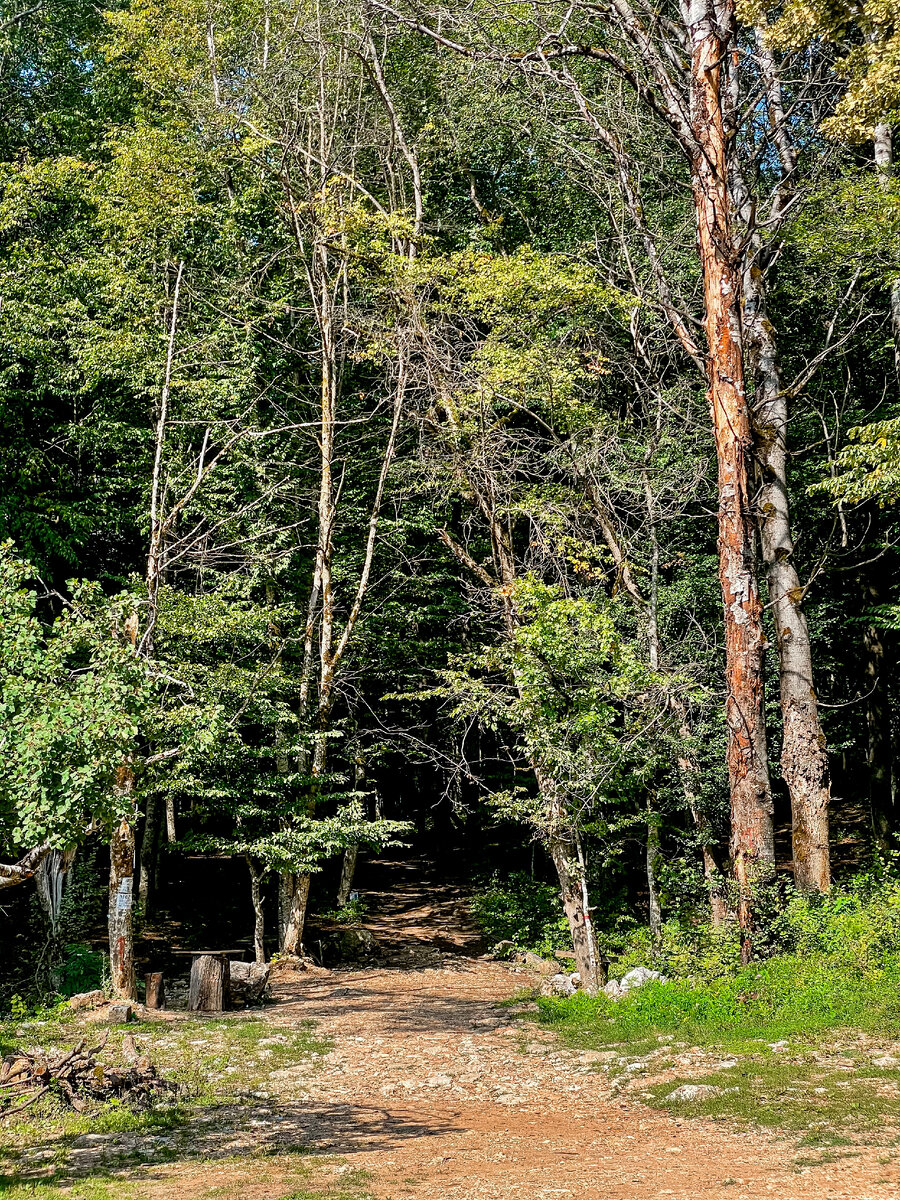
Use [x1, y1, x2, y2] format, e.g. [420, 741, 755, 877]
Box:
[257, 861, 900, 1200]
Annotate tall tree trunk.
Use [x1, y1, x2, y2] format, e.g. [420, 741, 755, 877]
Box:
[868, 127, 899, 845]
[247, 858, 266, 965]
[874, 126, 900, 375]
[108, 777, 137, 1001]
[725, 36, 831, 893]
[743, 264, 830, 891]
[689, 0, 774, 956]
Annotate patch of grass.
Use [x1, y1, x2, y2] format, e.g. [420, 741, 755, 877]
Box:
[0, 1157, 374, 1199]
[536, 953, 900, 1050]
[0, 1015, 326, 1155]
[648, 1057, 900, 1133]
[525, 953, 900, 1138]
[796, 1129, 855, 1147]
[793, 1150, 861, 1169]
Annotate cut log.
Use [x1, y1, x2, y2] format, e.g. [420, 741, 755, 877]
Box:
[145, 972, 165, 1010]
[188, 953, 230, 1012]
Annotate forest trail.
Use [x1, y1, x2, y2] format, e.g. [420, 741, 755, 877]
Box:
[253, 859, 899, 1200]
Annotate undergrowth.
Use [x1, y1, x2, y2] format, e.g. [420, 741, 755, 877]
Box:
[532, 872, 900, 1137]
[469, 872, 569, 956]
[538, 954, 900, 1049]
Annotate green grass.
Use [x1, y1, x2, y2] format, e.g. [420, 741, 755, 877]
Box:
[0, 1157, 374, 1199]
[528, 951, 900, 1138]
[537, 953, 900, 1050]
[645, 1057, 900, 1131]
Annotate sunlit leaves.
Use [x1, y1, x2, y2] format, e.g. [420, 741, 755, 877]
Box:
[0, 544, 150, 852]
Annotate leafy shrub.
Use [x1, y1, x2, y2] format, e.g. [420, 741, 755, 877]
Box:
[322, 897, 369, 926]
[51, 943, 107, 997]
[540, 871, 900, 1046]
[470, 871, 569, 957]
[610, 918, 742, 981]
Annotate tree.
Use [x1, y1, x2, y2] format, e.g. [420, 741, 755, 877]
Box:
[0, 544, 148, 888]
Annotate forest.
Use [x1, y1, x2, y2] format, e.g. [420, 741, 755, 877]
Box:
[3, 0, 900, 1195]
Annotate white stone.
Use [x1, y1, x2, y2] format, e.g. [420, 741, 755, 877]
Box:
[667, 1083, 722, 1102]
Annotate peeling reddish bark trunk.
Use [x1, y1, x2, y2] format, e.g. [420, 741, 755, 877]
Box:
[688, 0, 774, 955]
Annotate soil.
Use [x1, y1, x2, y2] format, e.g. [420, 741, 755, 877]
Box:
[259, 859, 900, 1200]
[13, 857, 900, 1199]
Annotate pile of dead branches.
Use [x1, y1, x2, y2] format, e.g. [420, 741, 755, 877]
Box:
[0, 1032, 178, 1118]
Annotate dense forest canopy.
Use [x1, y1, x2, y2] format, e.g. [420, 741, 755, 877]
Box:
[2, 0, 900, 1005]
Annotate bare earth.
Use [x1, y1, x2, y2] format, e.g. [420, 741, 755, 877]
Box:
[253, 861, 900, 1200]
[19, 860, 900, 1200]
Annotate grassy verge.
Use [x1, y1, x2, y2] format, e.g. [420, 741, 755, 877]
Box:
[537, 953, 900, 1050]
[532, 953, 900, 1142]
[0, 1155, 375, 1199]
[0, 1010, 331, 1190]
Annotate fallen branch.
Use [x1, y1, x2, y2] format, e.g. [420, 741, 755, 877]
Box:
[0, 1035, 177, 1117]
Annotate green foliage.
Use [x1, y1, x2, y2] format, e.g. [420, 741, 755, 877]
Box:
[0, 544, 149, 853]
[765, 0, 900, 139]
[469, 872, 570, 956]
[815, 415, 900, 505]
[51, 944, 107, 998]
[433, 579, 674, 860]
[541, 873, 900, 1045]
[321, 897, 370, 926]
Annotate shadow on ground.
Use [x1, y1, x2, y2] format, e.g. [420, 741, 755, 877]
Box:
[4, 1098, 463, 1185]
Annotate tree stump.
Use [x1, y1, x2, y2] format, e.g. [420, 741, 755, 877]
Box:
[145, 972, 165, 1010]
[188, 953, 231, 1012]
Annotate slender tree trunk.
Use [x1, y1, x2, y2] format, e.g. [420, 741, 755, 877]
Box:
[540, 773, 603, 994]
[547, 831, 603, 993]
[688, 0, 774, 956]
[137, 792, 160, 913]
[337, 755, 364, 907]
[646, 803, 663, 947]
[874, 127, 900, 376]
[743, 260, 831, 891]
[108, 775, 137, 1001]
[863, 573, 897, 848]
[868, 128, 899, 847]
[247, 858, 266, 965]
[109, 606, 140, 1001]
